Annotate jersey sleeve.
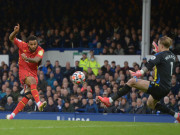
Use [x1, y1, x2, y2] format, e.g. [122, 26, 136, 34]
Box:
[36, 49, 44, 59]
[14, 38, 26, 49]
[146, 53, 161, 70]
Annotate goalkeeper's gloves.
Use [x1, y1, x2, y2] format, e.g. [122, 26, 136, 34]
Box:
[152, 41, 159, 53]
[129, 70, 144, 78]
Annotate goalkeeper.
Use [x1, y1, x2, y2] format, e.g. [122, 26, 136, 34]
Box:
[98, 36, 180, 123]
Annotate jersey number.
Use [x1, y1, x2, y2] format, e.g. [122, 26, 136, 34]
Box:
[170, 62, 173, 76]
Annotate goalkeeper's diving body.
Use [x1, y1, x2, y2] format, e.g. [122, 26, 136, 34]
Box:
[98, 36, 180, 123]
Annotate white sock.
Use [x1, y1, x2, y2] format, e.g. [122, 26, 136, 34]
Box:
[174, 113, 178, 119]
[11, 113, 15, 118]
[109, 97, 113, 103]
[37, 101, 41, 106]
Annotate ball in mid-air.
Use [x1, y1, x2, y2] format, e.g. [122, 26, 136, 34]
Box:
[72, 71, 85, 84]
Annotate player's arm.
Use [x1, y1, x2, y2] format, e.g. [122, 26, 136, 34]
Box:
[21, 53, 42, 63]
[26, 57, 42, 63]
[9, 24, 20, 43]
[21, 49, 44, 63]
[130, 55, 161, 77]
[129, 67, 148, 77]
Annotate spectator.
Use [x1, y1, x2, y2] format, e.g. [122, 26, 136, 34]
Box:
[114, 43, 124, 55]
[87, 92, 93, 100]
[0, 84, 7, 99]
[119, 98, 130, 113]
[129, 98, 146, 114]
[24, 99, 36, 112]
[8, 75, 16, 88]
[80, 98, 87, 109]
[104, 100, 120, 113]
[121, 61, 131, 74]
[140, 57, 148, 69]
[62, 62, 74, 79]
[79, 53, 89, 72]
[41, 60, 53, 75]
[175, 67, 180, 83]
[45, 67, 53, 79]
[88, 75, 97, 91]
[9, 47, 19, 63]
[43, 98, 59, 112]
[128, 92, 137, 104]
[73, 97, 81, 110]
[110, 61, 116, 74]
[162, 96, 171, 110]
[0, 88, 12, 108]
[93, 85, 101, 99]
[79, 30, 88, 47]
[53, 60, 61, 72]
[170, 98, 178, 112]
[38, 73, 48, 91]
[94, 42, 103, 55]
[11, 85, 20, 103]
[73, 60, 83, 71]
[5, 96, 16, 111]
[57, 98, 63, 112]
[101, 60, 109, 74]
[47, 72, 56, 88]
[61, 89, 70, 102]
[106, 65, 114, 76]
[54, 67, 63, 86]
[62, 101, 75, 112]
[171, 78, 179, 96]
[85, 98, 98, 113]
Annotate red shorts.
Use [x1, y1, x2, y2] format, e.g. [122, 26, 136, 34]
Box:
[19, 71, 38, 86]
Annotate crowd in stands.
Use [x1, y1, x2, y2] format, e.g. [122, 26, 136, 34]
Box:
[0, 51, 180, 114]
[0, 0, 180, 59]
[0, 0, 180, 114]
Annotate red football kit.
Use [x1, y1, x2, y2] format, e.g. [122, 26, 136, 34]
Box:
[14, 38, 44, 85]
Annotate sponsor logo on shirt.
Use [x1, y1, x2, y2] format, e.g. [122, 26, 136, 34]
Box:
[151, 56, 156, 60]
[38, 50, 43, 56]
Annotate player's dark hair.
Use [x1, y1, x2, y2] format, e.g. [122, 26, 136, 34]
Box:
[27, 35, 37, 43]
[159, 36, 172, 48]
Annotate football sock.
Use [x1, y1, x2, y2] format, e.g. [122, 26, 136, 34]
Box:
[12, 97, 29, 117]
[111, 84, 131, 101]
[174, 113, 179, 119]
[30, 84, 40, 106]
[155, 102, 175, 116]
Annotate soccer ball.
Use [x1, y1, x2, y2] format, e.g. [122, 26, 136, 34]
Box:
[72, 71, 85, 84]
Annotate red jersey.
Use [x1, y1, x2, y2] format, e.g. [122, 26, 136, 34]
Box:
[14, 38, 44, 77]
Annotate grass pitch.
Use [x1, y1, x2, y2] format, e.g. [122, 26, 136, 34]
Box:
[0, 120, 179, 135]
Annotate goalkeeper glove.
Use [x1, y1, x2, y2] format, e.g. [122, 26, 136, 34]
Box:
[129, 70, 144, 78]
[152, 41, 159, 53]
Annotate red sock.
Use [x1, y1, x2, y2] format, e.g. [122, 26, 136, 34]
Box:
[13, 97, 29, 115]
[30, 84, 40, 104]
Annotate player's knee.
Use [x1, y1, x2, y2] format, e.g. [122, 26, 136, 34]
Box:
[127, 78, 136, 87]
[27, 76, 36, 85]
[25, 91, 32, 99]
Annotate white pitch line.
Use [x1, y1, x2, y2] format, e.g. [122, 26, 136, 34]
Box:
[0, 123, 176, 130]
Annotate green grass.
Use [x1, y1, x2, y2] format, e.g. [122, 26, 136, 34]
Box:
[0, 120, 179, 135]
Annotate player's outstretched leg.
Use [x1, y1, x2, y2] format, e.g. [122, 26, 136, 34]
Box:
[155, 102, 180, 123]
[30, 84, 46, 111]
[26, 77, 47, 111]
[98, 84, 131, 107]
[6, 97, 29, 120]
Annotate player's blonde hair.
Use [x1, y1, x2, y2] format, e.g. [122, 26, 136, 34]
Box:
[159, 36, 172, 48]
